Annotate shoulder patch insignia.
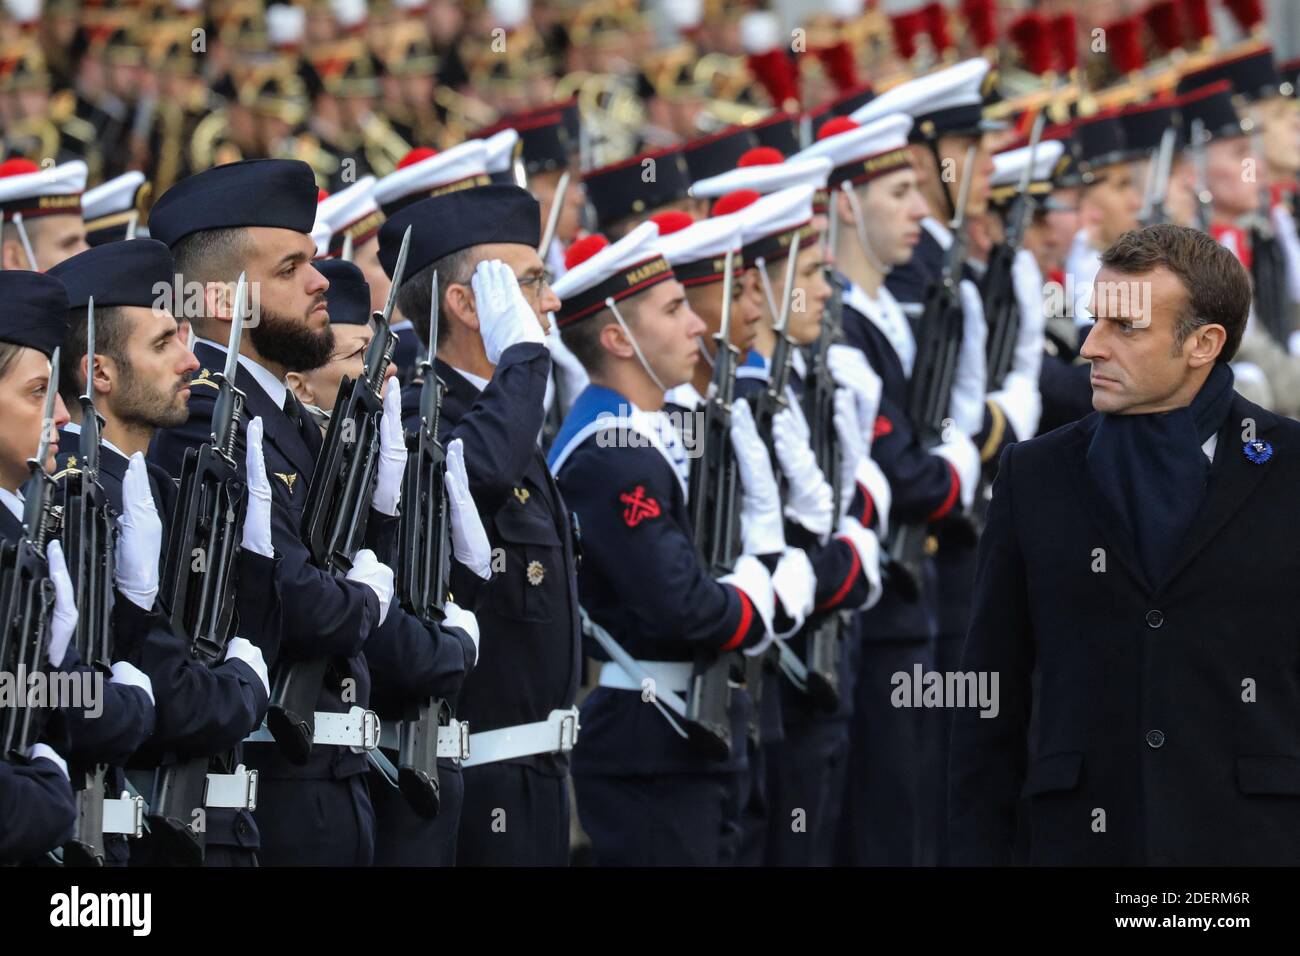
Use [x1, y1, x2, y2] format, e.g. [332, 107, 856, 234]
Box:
[873, 415, 893, 440]
[190, 370, 219, 390]
[275, 472, 298, 492]
[52, 467, 80, 481]
[513, 487, 530, 505]
[619, 485, 661, 528]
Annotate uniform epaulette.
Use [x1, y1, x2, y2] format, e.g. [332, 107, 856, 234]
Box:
[190, 369, 221, 389]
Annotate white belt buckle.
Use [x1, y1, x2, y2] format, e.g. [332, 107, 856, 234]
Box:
[205, 764, 259, 811]
[555, 708, 580, 753]
[435, 718, 472, 760]
[102, 792, 145, 838]
[311, 706, 380, 752]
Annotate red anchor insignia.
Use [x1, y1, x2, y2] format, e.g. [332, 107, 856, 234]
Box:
[619, 485, 661, 527]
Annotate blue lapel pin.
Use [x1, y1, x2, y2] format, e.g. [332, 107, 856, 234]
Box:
[1243, 439, 1273, 464]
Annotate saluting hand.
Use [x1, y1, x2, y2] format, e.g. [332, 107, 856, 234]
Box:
[115, 454, 163, 611]
[445, 438, 492, 580]
[471, 259, 545, 365]
[373, 378, 407, 517]
[242, 417, 275, 559]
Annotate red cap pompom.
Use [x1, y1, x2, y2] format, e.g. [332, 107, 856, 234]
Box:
[565, 234, 609, 270]
[1049, 13, 1078, 72]
[649, 210, 695, 235]
[959, 0, 997, 49]
[738, 146, 786, 167]
[317, 188, 330, 203]
[1105, 15, 1144, 75]
[711, 189, 761, 217]
[817, 116, 860, 141]
[0, 158, 40, 178]
[397, 147, 438, 170]
[1010, 13, 1053, 76]
[921, 2, 952, 54]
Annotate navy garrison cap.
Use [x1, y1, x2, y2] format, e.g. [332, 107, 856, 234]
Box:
[48, 239, 175, 311]
[316, 258, 372, 325]
[0, 271, 69, 356]
[148, 158, 318, 248]
[378, 184, 540, 281]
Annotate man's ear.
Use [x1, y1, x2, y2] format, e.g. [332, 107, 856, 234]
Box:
[1, 239, 27, 271]
[85, 353, 115, 399]
[835, 188, 855, 227]
[445, 282, 480, 334]
[597, 318, 635, 361]
[1186, 323, 1227, 368]
[203, 279, 232, 320]
[285, 370, 314, 406]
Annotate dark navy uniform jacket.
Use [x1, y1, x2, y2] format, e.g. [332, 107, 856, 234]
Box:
[551, 383, 768, 776]
[951, 393, 1300, 865]
[400, 342, 580, 776]
[0, 756, 77, 862]
[150, 341, 383, 785]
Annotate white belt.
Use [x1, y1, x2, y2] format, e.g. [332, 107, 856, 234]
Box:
[378, 719, 471, 760]
[102, 793, 145, 837]
[459, 708, 580, 768]
[204, 765, 258, 810]
[246, 706, 380, 752]
[597, 660, 692, 694]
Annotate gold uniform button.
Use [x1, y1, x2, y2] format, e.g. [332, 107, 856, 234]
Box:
[924, 534, 939, 556]
[526, 560, 545, 586]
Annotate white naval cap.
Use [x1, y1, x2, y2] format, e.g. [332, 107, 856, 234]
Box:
[552, 222, 676, 327]
[691, 155, 832, 204]
[728, 184, 818, 265]
[988, 139, 1067, 205]
[82, 171, 151, 245]
[374, 140, 491, 216]
[650, 210, 744, 284]
[851, 57, 1002, 140]
[312, 175, 385, 257]
[0, 159, 88, 222]
[793, 113, 914, 188]
[483, 127, 522, 183]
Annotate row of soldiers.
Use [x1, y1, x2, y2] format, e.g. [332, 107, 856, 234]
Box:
[7, 1, 1300, 866]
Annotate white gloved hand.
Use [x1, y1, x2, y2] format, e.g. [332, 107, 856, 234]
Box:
[109, 660, 155, 706]
[719, 553, 775, 657]
[346, 547, 395, 627]
[45, 539, 76, 669]
[771, 546, 816, 638]
[932, 430, 979, 511]
[224, 636, 270, 697]
[837, 516, 883, 611]
[772, 406, 834, 538]
[242, 417, 274, 558]
[989, 369, 1042, 443]
[27, 742, 69, 780]
[372, 377, 407, 517]
[445, 438, 492, 580]
[1009, 248, 1046, 383]
[729, 400, 785, 555]
[115, 453, 162, 611]
[471, 259, 546, 365]
[949, 278, 988, 437]
[827, 344, 884, 448]
[834, 388, 866, 518]
[443, 600, 480, 664]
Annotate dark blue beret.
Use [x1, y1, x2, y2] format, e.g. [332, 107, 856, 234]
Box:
[378, 184, 540, 281]
[148, 159, 318, 248]
[316, 258, 372, 326]
[48, 239, 175, 311]
[0, 271, 68, 356]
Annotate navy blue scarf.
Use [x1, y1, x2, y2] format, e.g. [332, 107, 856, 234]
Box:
[1086, 361, 1235, 588]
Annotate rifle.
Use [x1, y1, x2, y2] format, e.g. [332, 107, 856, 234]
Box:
[1140, 127, 1178, 226]
[538, 171, 571, 264]
[60, 299, 120, 866]
[0, 353, 62, 763]
[266, 226, 407, 762]
[392, 270, 455, 817]
[1248, 130, 1290, 345]
[885, 145, 977, 583]
[1190, 119, 1213, 233]
[153, 275, 250, 864]
[683, 248, 743, 759]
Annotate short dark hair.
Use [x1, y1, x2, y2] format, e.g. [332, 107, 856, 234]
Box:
[396, 247, 482, 351]
[1099, 223, 1251, 362]
[170, 227, 250, 337]
[559, 297, 643, 375]
[60, 304, 130, 408]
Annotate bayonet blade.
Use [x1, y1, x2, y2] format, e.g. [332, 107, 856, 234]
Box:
[380, 225, 412, 326]
[223, 272, 247, 383]
[33, 348, 59, 472]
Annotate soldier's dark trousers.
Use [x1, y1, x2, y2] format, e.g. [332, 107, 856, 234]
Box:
[370, 759, 462, 866]
[455, 763, 570, 866]
[574, 769, 745, 866]
[764, 716, 850, 866]
[255, 775, 375, 866]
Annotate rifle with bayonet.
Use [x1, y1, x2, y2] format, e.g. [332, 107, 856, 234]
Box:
[391, 269, 455, 817]
[267, 226, 407, 763]
[59, 299, 120, 866]
[152, 275, 250, 864]
[1248, 130, 1290, 345]
[1190, 119, 1214, 234]
[1140, 127, 1178, 226]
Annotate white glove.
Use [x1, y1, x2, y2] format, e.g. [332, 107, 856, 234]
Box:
[27, 742, 68, 780]
[242, 417, 274, 558]
[109, 660, 155, 706]
[949, 278, 988, 437]
[989, 369, 1042, 443]
[346, 547, 395, 627]
[771, 546, 816, 638]
[932, 431, 979, 511]
[445, 438, 492, 580]
[372, 377, 407, 517]
[224, 636, 270, 697]
[827, 344, 883, 449]
[834, 388, 866, 519]
[1009, 248, 1046, 383]
[772, 406, 834, 538]
[471, 259, 546, 365]
[719, 553, 775, 657]
[836, 516, 883, 611]
[729, 400, 785, 556]
[444, 599, 480, 664]
[115, 453, 162, 611]
[45, 539, 75, 669]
